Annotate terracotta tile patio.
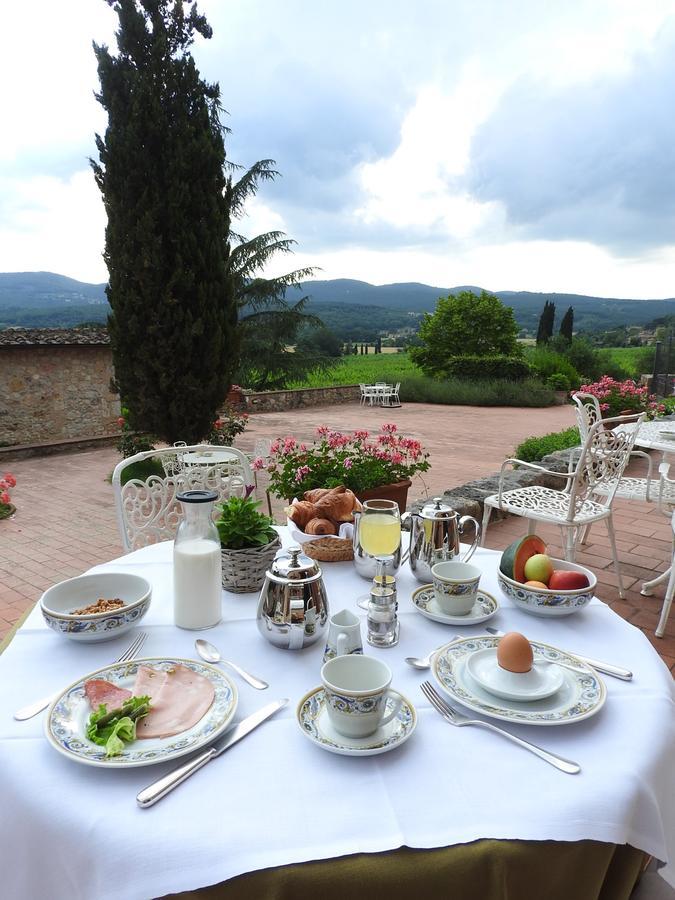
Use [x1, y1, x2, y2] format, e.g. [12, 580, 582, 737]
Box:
[1, 402, 673, 673]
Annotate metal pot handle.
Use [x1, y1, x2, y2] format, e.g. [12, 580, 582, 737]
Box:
[459, 515, 481, 563]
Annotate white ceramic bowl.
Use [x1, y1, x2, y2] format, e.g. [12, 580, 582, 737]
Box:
[497, 559, 596, 617]
[40, 572, 152, 642]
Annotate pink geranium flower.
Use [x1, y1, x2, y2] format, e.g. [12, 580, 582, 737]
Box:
[0, 492, 9, 505]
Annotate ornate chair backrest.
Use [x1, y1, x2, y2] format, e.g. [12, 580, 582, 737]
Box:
[572, 392, 602, 443]
[112, 444, 253, 552]
[566, 414, 644, 519]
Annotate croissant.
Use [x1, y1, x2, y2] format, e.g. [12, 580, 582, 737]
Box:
[304, 517, 338, 536]
[303, 488, 333, 503]
[285, 500, 317, 530]
[314, 487, 361, 523]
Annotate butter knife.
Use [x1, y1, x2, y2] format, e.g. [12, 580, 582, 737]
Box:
[484, 627, 633, 680]
[137, 699, 288, 808]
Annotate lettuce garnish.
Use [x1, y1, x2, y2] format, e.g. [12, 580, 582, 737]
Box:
[86, 696, 151, 757]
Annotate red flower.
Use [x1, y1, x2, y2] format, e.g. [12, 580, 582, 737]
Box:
[0, 491, 10, 505]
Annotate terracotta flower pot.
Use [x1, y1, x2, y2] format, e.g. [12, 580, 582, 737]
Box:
[355, 480, 412, 514]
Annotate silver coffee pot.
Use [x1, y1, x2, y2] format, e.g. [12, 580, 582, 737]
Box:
[405, 497, 480, 584]
[256, 544, 329, 650]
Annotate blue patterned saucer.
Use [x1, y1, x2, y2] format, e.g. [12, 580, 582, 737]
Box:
[297, 687, 416, 756]
[432, 637, 606, 726]
[45, 657, 238, 768]
[411, 585, 499, 625]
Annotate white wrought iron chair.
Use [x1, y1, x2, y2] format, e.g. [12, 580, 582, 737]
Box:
[481, 413, 645, 598]
[112, 444, 253, 552]
[571, 393, 654, 501]
[640, 459, 675, 637]
[382, 382, 401, 407]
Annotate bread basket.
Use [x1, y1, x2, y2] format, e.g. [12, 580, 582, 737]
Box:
[302, 536, 354, 562]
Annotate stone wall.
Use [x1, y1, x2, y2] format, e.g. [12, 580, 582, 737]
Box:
[0, 344, 120, 445]
[244, 384, 360, 413]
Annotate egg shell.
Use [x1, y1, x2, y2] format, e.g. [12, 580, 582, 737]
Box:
[497, 632, 533, 673]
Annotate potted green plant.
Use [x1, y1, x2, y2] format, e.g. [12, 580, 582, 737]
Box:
[215, 495, 281, 593]
[0, 472, 16, 520]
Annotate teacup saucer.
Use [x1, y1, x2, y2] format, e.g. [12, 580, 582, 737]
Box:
[466, 648, 565, 701]
[411, 585, 499, 625]
[296, 687, 416, 756]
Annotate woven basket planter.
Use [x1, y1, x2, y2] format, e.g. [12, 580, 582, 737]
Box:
[220, 535, 281, 593]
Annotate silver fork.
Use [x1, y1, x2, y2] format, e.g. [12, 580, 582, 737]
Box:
[13, 631, 149, 721]
[420, 681, 581, 775]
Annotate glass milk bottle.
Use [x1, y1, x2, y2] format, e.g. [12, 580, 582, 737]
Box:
[173, 490, 222, 629]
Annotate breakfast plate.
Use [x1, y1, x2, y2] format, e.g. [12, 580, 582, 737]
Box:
[432, 637, 606, 726]
[465, 648, 565, 701]
[411, 585, 499, 625]
[45, 657, 238, 768]
[297, 686, 416, 756]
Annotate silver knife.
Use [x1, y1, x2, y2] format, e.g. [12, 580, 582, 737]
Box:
[485, 627, 633, 680]
[136, 699, 288, 808]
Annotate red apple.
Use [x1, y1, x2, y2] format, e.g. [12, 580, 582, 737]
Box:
[548, 570, 590, 590]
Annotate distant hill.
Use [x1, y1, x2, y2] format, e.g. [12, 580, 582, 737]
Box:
[299, 279, 675, 333]
[0, 272, 107, 309]
[2, 271, 675, 335]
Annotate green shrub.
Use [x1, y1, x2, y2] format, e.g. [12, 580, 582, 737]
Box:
[525, 346, 581, 387]
[120, 458, 164, 486]
[399, 375, 554, 407]
[515, 426, 581, 463]
[546, 373, 571, 391]
[433, 355, 531, 381]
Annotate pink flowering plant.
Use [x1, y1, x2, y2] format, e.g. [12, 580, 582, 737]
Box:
[579, 376, 666, 419]
[207, 406, 249, 446]
[0, 472, 17, 519]
[262, 424, 430, 499]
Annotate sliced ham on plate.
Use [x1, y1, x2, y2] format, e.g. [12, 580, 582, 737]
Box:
[133, 664, 215, 739]
[85, 679, 132, 711]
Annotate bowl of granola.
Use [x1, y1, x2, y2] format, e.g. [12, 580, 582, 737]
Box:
[40, 572, 152, 642]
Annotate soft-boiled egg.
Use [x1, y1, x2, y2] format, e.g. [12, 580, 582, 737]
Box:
[496, 632, 533, 673]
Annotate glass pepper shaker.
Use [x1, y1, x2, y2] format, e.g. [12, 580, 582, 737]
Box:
[173, 489, 222, 630]
[367, 570, 399, 648]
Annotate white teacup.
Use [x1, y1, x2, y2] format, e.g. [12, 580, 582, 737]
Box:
[431, 561, 481, 616]
[321, 654, 402, 738]
[323, 608, 363, 662]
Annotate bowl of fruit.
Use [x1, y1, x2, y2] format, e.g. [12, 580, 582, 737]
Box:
[497, 536, 596, 617]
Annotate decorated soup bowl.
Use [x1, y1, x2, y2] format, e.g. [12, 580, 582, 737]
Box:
[40, 572, 152, 642]
[497, 559, 596, 617]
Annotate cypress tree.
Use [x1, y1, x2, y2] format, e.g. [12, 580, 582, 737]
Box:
[559, 306, 574, 343]
[92, 0, 237, 443]
[536, 300, 556, 344]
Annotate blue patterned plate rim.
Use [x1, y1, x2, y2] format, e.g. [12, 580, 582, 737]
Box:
[431, 636, 606, 726]
[44, 656, 238, 769]
[411, 585, 499, 625]
[296, 686, 417, 756]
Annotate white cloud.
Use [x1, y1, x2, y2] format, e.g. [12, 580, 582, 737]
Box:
[0, 170, 106, 283]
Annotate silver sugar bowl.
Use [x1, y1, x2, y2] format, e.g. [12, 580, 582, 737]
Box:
[256, 544, 329, 650]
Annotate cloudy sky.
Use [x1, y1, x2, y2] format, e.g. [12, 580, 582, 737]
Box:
[2, 0, 675, 297]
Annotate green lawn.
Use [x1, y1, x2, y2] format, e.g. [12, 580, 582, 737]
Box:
[288, 353, 416, 388]
[601, 347, 645, 374]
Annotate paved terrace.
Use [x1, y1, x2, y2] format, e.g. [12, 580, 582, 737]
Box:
[0, 402, 673, 673]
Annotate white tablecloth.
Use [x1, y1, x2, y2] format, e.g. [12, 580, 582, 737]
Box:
[0, 531, 673, 900]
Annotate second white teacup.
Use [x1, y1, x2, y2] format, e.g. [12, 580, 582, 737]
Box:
[321, 654, 401, 738]
[431, 561, 481, 616]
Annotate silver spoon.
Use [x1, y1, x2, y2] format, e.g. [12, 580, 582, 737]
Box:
[405, 636, 463, 670]
[195, 639, 269, 690]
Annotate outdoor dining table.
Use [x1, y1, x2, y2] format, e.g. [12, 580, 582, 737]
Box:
[0, 530, 673, 900]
